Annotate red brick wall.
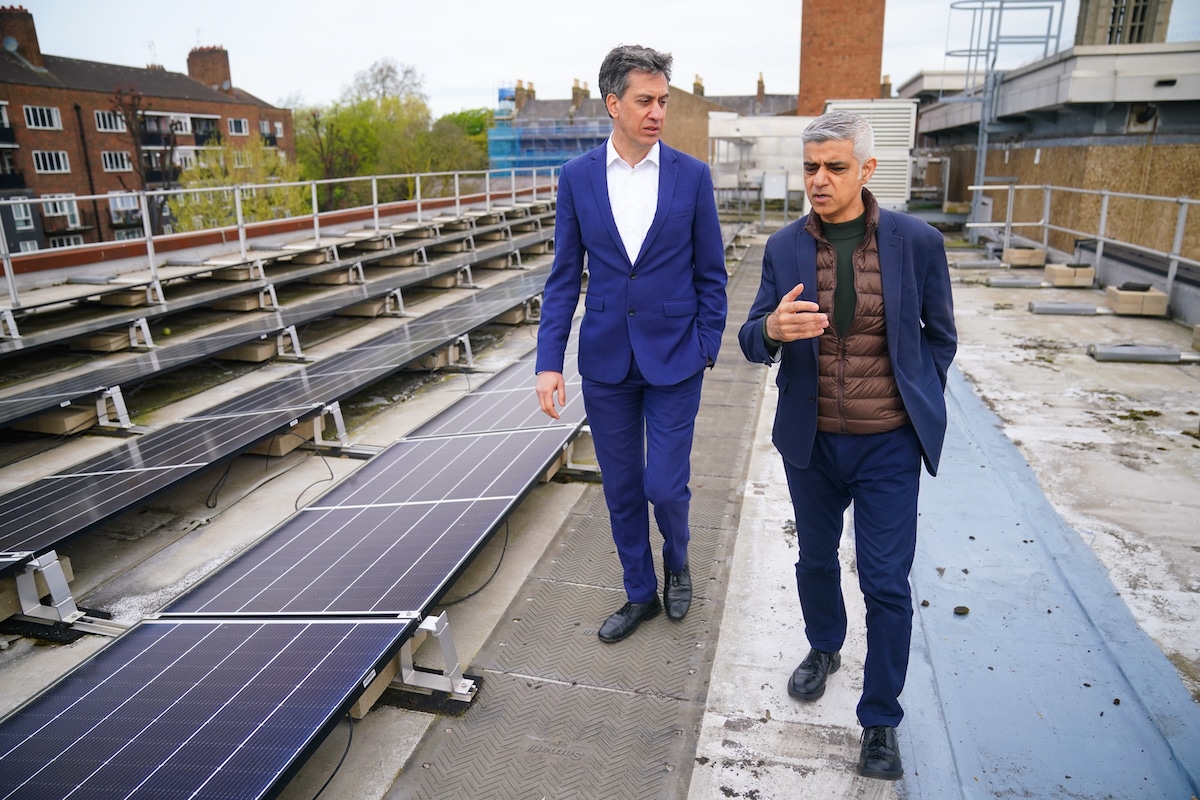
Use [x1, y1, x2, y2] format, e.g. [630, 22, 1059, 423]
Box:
[3, 84, 295, 243]
[797, 0, 886, 116]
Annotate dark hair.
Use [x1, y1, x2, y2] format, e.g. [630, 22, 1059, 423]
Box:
[598, 45, 673, 102]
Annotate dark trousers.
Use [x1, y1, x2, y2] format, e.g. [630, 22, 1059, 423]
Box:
[781, 425, 922, 728]
[582, 358, 703, 604]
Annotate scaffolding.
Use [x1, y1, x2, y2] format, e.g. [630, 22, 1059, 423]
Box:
[943, 0, 1067, 241]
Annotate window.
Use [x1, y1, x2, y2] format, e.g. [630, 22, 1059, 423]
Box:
[23, 105, 62, 130]
[43, 194, 80, 228]
[18, 240, 38, 253]
[259, 119, 271, 135]
[233, 150, 249, 168]
[48, 234, 85, 248]
[227, 118, 249, 135]
[114, 227, 143, 241]
[95, 109, 126, 132]
[108, 192, 140, 225]
[274, 121, 284, 138]
[0, 103, 10, 127]
[174, 150, 195, 170]
[11, 202, 32, 230]
[101, 151, 133, 172]
[32, 150, 70, 173]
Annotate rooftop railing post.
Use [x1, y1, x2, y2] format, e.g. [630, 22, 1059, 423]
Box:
[485, 172, 491, 212]
[310, 181, 320, 246]
[1095, 191, 1110, 269]
[1002, 183, 1015, 250]
[0, 206, 19, 310]
[415, 175, 423, 222]
[234, 186, 248, 263]
[372, 176, 380, 234]
[1042, 186, 1052, 252]
[511, 169, 517, 205]
[138, 192, 159, 283]
[532, 168, 538, 202]
[454, 173, 461, 216]
[1165, 198, 1189, 311]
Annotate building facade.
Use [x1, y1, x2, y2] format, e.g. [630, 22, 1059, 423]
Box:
[0, 5, 294, 251]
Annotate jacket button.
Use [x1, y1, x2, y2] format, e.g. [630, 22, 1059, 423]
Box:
[628, 309, 636, 316]
[630, 273, 638, 279]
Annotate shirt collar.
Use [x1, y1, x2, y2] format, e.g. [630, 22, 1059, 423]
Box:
[606, 137, 660, 170]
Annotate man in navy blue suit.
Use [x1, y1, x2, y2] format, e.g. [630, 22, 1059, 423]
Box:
[535, 45, 727, 644]
[739, 111, 957, 781]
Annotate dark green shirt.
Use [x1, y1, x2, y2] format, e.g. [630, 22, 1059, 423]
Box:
[822, 212, 868, 337]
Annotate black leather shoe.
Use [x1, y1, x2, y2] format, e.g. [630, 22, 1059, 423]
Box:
[787, 647, 841, 701]
[663, 564, 692, 620]
[857, 725, 903, 780]
[598, 597, 661, 643]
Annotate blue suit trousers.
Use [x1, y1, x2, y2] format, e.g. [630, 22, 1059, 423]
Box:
[781, 425, 922, 728]
[582, 357, 703, 604]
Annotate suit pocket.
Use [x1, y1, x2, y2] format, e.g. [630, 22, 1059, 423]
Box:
[663, 297, 698, 317]
[585, 293, 605, 311]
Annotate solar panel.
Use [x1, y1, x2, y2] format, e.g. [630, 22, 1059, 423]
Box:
[165, 324, 585, 617]
[0, 266, 552, 575]
[0, 220, 553, 428]
[0, 617, 415, 800]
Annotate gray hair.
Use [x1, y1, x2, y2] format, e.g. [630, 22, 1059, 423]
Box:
[598, 45, 673, 103]
[802, 111, 874, 164]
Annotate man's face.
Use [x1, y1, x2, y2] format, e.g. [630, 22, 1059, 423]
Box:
[607, 70, 668, 158]
[803, 138, 877, 223]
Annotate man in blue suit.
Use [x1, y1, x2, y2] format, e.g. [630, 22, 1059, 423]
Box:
[739, 111, 957, 781]
[535, 45, 727, 644]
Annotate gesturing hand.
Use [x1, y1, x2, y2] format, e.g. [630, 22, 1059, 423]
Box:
[765, 283, 829, 342]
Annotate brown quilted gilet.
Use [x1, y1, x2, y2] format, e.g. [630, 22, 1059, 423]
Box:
[805, 191, 910, 435]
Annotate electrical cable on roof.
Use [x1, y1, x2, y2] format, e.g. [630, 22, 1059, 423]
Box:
[310, 713, 354, 800]
[440, 521, 510, 606]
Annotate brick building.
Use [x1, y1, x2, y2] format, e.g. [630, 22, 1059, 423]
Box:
[0, 5, 293, 251]
[797, 0, 886, 115]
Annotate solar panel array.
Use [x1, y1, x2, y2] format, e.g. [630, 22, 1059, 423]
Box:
[0, 264, 553, 575]
[0, 200, 552, 355]
[0, 316, 585, 799]
[0, 210, 553, 428]
[0, 618, 417, 800]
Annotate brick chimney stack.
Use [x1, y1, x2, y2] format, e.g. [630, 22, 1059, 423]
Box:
[693, 74, 704, 96]
[757, 72, 765, 104]
[0, 5, 44, 68]
[188, 45, 233, 94]
[515, 79, 527, 112]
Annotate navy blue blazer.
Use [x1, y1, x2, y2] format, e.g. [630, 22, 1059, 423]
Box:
[739, 206, 957, 476]
[536, 142, 728, 386]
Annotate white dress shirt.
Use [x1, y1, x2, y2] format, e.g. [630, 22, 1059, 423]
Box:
[605, 137, 660, 264]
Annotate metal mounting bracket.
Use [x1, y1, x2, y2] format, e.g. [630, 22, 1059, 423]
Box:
[391, 611, 478, 703]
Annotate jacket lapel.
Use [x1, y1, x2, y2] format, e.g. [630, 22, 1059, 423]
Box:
[635, 144, 678, 264]
[877, 212, 904, 358]
[587, 146, 631, 266]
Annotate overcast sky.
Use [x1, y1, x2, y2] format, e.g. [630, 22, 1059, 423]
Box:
[20, 0, 1200, 118]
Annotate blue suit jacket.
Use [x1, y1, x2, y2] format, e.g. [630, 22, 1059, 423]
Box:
[536, 142, 728, 385]
[738, 207, 957, 476]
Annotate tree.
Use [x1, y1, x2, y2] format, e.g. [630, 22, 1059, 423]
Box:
[294, 101, 380, 208]
[168, 133, 307, 232]
[438, 108, 493, 162]
[344, 58, 426, 105]
[110, 86, 182, 234]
